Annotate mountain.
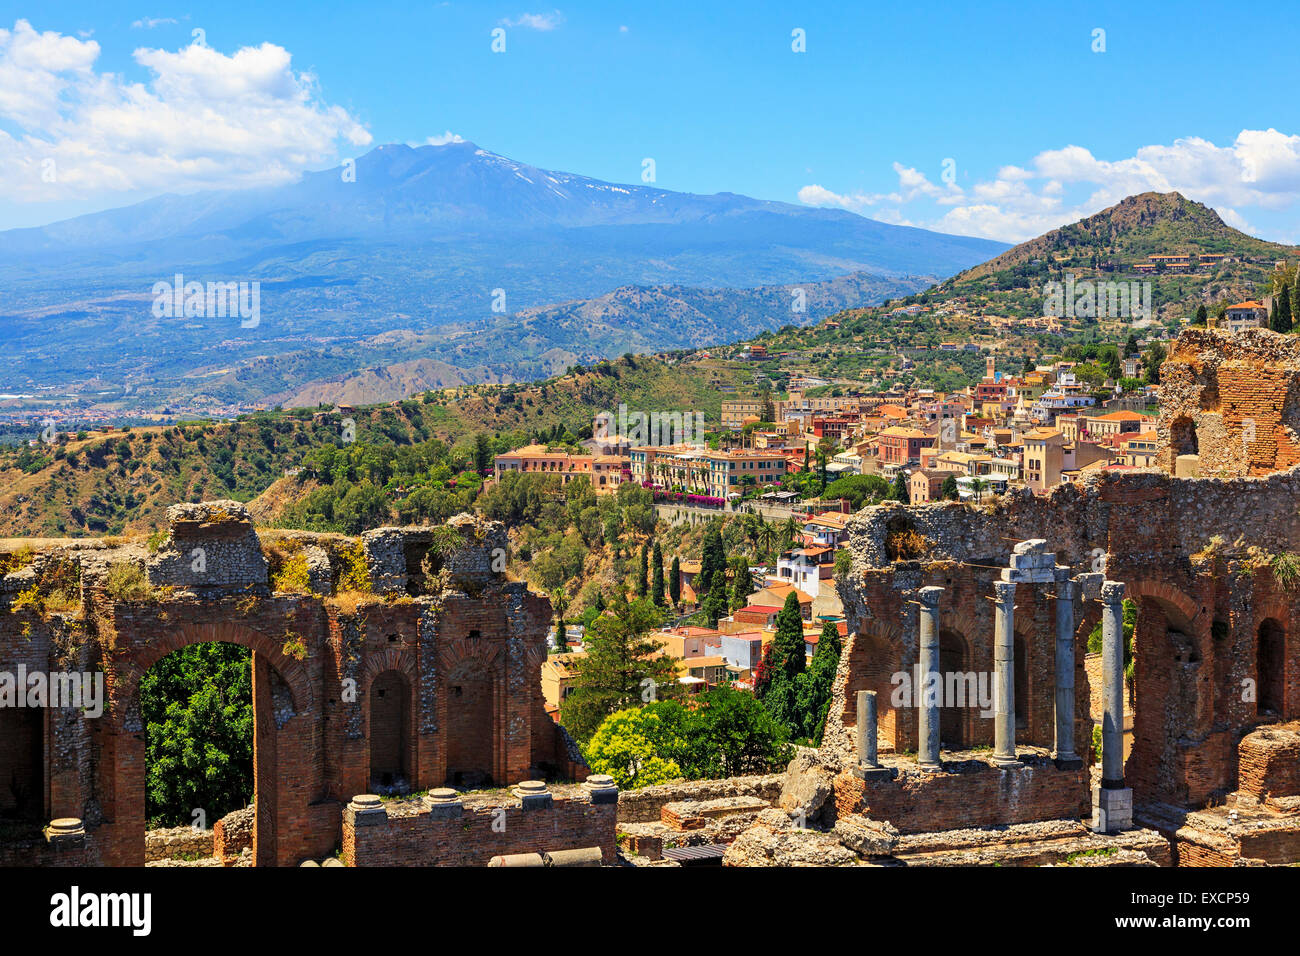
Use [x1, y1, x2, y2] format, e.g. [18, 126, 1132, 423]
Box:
[736, 192, 1300, 390]
[953, 192, 1291, 286]
[0, 142, 1005, 413]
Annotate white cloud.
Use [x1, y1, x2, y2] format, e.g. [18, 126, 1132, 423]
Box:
[0, 19, 371, 203]
[426, 131, 465, 146]
[131, 17, 178, 29]
[799, 129, 1300, 242]
[501, 11, 564, 31]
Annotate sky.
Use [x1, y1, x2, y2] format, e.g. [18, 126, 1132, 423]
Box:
[2, 1, 1299, 243]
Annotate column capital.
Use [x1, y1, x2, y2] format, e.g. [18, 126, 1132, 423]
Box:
[917, 586, 944, 607]
[1100, 580, 1126, 604]
[992, 580, 1016, 603]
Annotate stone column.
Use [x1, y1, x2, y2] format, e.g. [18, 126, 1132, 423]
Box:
[1093, 580, 1133, 833]
[992, 581, 1019, 767]
[1053, 570, 1082, 769]
[917, 586, 943, 771]
[853, 690, 891, 780]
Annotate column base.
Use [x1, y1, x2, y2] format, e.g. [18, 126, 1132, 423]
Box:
[991, 753, 1023, 769]
[851, 764, 894, 781]
[1053, 754, 1084, 771]
[1091, 785, 1133, 833]
[916, 759, 943, 773]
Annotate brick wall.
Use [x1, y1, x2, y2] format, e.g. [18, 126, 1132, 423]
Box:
[833, 756, 1090, 834]
[343, 785, 617, 866]
[1237, 723, 1300, 803]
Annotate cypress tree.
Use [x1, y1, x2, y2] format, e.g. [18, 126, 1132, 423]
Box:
[763, 592, 809, 736]
[1274, 287, 1293, 334]
[1193, 304, 1207, 327]
[669, 556, 681, 607]
[729, 558, 754, 612]
[636, 544, 649, 596]
[703, 572, 729, 628]
[651, 541, 666, 606]
[699, 524, 726, 595]
[891, 471, 909, 503]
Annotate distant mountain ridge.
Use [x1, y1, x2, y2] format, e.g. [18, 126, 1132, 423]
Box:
[951, 192, 1293, 286]
[0, 142, 1004, 413]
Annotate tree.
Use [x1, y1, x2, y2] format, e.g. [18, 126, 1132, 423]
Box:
[698, 524, 726, 596]
[651, 541, 666, 606]
[1193, 304, 1208, 327]
[729, 557, 754, 612]
[702, 571, 729, 628]
[795, 621, 843, 742]
[583, 703, 688, 789]
[669, 556, 681, 607]
[890, 471, 909, 503]
[940, 475, 959, 500]
[684, 686, 793, 778]
[560, 597, 677, 742]
[584, 690, 792, 788]
[759, 592, 808, 735]
[636, 544, 649, 597]
[1294, 273, 1300, 333]
[140, 643, 253, 826]
[1272, 287, 1293, 334]
[473, 432, 493, 474]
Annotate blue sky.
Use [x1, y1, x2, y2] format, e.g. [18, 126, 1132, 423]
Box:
[2, 1, 1299, 242]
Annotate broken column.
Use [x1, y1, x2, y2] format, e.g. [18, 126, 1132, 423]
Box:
[1052, 569, 1082, 769]
[992, 580, 1019, 767]
[853, 690, 890, 780]
[1093, 580, 1133, 833]
[917, 586, 943, 771]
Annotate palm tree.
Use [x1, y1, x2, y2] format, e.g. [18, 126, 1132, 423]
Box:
[779, 516, 800, 552]
[756, 518, 777, 562]
[969, 477, 988, 503]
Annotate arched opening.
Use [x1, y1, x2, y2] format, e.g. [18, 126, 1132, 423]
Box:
[0, 708, 44, 830]
[139, 642, 254, 861]
[445, 660, 496, 788]
[1014, 634, 1029, 732]
[1258, 619, 1285, 718]
[134, 638, 300, 867]
[1169, 416, 1198, 458]
[368, 670, 411, 793]
[1127, 589, 1201, 803]
[938, 629, 971, 750]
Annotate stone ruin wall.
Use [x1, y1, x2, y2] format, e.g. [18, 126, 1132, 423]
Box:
[0, 502, 589, 867]
[1156, 328, 1300, 477]
[825, 330, 1300, 856]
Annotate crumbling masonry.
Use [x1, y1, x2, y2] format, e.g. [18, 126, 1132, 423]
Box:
[816, 328, 1300, 865]
[0, 505, 586, 867]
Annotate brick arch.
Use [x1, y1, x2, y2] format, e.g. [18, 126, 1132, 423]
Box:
[113, 619, 314, 732]
[105, 619, 318, 868]
[365, 662, 416, 791]
[1123, 578, 1200, 630]
[1123, 577, 1204, 804]
[438, 637, 503, 675]
[359, 647, 416, 693]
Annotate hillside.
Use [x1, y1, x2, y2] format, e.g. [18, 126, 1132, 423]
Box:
[926, 191, 1297, 322]
[263, 270, 935, 407]
[4, 190, 1297, 538]
[0, 141, 1002, 416]
[0, 351, 754, 536]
